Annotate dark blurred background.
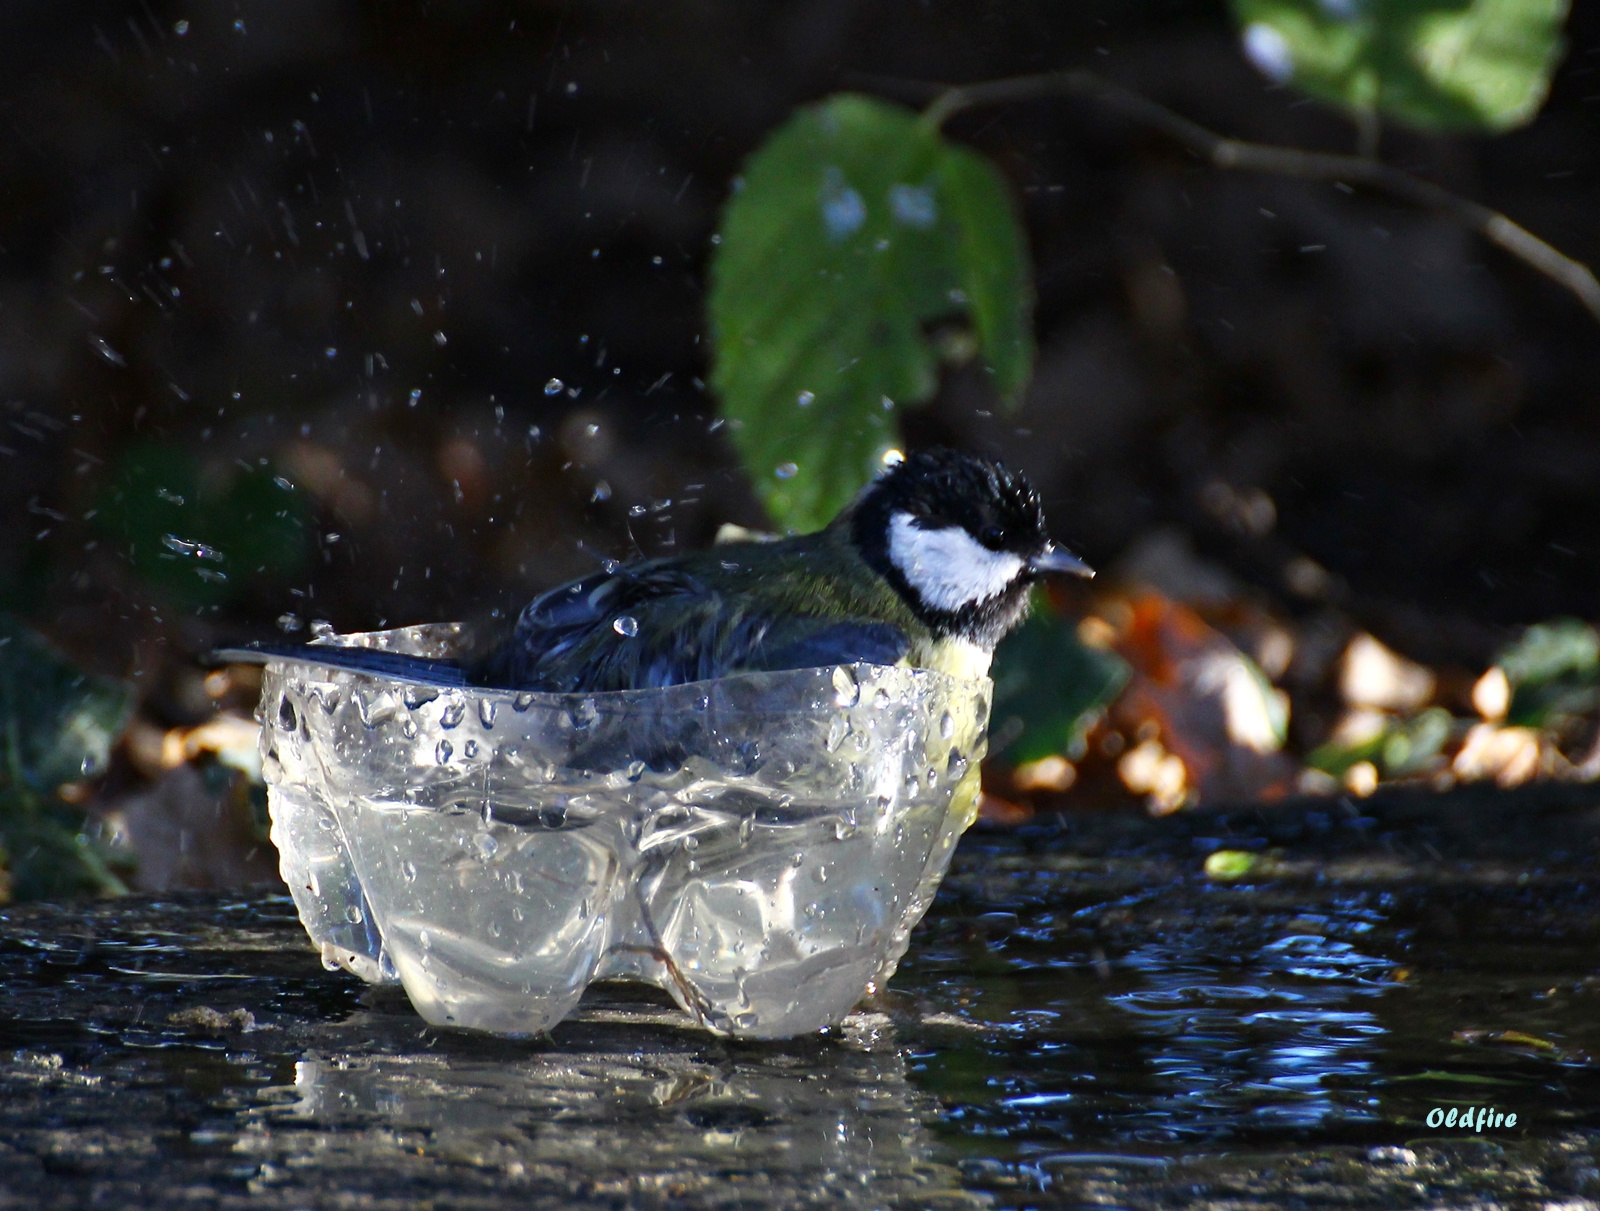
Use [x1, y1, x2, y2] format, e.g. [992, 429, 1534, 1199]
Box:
[2, 0, 1598, 723]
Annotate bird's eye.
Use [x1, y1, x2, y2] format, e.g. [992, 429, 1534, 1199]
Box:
[979, 526, 1005, 549]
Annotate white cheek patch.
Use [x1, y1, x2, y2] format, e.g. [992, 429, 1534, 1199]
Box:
[888, 512, 1025, 613]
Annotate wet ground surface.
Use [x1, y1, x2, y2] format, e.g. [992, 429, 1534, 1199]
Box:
[3, 785, 1599, 1209]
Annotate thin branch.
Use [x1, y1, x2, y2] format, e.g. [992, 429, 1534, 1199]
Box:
[900, 69, 1600, 326]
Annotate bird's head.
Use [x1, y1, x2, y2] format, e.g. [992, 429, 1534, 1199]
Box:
[850, 448, 1093, 651]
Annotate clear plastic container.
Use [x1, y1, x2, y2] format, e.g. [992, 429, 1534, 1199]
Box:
[259, 624, 990, 1038]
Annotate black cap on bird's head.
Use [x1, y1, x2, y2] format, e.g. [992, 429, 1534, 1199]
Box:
[849, 448, 1093, 650]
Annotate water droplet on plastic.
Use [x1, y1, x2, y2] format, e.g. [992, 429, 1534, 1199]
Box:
[544, 377, 564, 395]
[873, 686, 892, 709]
[402, 685, 439, 710]
[571, 699, 598, 729]
[418, 929, 430, 949]
[513, 691, 536, 712]
[825, 715, 849, 752]
[612, 615, 639, 637]
[739, 816, 754, 845]
[832, 665, 859, 707]
[463, 739, 478, 759]
[475, 832, 499, 860]
[440, 702, 465, 728]
[939, 710, 955, 740]
[625, 759, 646, 781]
[401, 860, 417, 883]
[435, 739, 453, 764]
[345, 904, 364, 924]
[477, 699, 497, 728]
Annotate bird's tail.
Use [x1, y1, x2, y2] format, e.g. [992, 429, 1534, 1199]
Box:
[209, 642, 470, 686]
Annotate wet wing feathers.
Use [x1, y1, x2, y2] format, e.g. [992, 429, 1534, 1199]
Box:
[217, 534, 923, 693]
[482, 539, 915, 691]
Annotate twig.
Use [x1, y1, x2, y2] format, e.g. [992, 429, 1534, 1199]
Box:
[902, 69, 1600, 326]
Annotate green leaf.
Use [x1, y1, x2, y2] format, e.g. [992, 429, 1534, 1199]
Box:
[988, 595, 1130, 766]
[1231, 0, 1569, 133]
[1495, 617, 1599, 727]
[1204, 850, 1260, 880]
[709, 93, 1033, 532]
[97, 443, 311, 606]
[0, 615, 134, 900]
[0, 616, 132, 794]
[1308, 706, 1455, 779]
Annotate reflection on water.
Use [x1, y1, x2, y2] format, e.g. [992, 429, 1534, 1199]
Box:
[240, 1001, 980, 1205]
[3, 798, 1600, 1207]
[898, 846, 1600, 1181]
[1107, 926, 1391, 1133]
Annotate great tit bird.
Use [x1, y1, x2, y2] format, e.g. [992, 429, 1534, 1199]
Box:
[216, 448, 1092, 691]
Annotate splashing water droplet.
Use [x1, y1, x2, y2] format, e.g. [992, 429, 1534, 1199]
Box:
[544, 377, 564, 395]
[612, 615, 639, 637]
[796, 390, 815, 407]
[775, 462, 798, 480]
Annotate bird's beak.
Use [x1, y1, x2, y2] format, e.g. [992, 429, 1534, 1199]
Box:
[1030, 544, 1095, 579]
